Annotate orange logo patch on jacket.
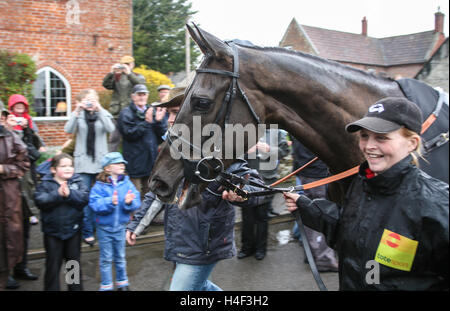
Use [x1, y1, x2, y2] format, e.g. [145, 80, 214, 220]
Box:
[375, 229, 418, 272]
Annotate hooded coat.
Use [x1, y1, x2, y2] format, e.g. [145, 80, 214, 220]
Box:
[34, 173, 89, 240]
[0, 126, 29, 275]
[89, 175, 141, 232]
[8, 94, 36, 131]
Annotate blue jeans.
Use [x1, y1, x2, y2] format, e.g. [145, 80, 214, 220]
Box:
[169, 262, 222, 291]
[79, 173, 97, 239]
[96, 227, 129, 291]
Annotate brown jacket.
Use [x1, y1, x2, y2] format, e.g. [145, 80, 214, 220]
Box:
[0, 127, 29, 276]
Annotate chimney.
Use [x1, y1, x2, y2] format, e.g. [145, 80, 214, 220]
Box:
[361, 16, 368, 36]
[435, 7, 444, 33]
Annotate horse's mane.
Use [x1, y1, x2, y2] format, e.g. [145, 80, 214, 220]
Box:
[235, 44, 395, 84]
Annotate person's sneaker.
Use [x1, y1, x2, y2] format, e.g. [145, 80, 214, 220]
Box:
[267, 210, 280, 217]
[29, 216, 39, 225]
[254, 251, 266, 260]
[237, 250, 254, 259]
[13, 268, 38, 281]
[117, 286, 130, 291]
[6, 276, 20, 290]
[83, 237, 95, 247]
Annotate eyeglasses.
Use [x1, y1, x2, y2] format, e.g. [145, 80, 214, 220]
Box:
[136, 93, 148, 96]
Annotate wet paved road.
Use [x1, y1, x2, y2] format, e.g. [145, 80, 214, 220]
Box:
[8, 194, 339, 292]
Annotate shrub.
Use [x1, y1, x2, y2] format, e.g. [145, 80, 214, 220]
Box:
[133, 65, 174, 103]
[0, 50, 36, 111]
[98, 89, 112, 110]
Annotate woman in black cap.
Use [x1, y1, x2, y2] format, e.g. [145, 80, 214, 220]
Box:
[284, 97, 449, 290]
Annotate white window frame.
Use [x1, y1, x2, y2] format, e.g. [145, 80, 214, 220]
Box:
[33, 67, 71, 121]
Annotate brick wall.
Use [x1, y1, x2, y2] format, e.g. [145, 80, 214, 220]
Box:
[36, 120, 69, 146]
[279, 19, 316, 55]
[0, 0, 133, 146]
[416, 39, 449, 93]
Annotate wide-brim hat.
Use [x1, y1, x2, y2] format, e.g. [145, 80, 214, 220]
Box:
[345, 97, 423, 135]
[152, 87, 186, 108]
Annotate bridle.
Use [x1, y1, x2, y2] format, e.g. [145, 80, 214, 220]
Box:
[166, 41, 263, 189]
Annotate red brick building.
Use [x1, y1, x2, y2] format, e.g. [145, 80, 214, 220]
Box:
[279, 10, 447, 80]
[0, 0, 133, 146]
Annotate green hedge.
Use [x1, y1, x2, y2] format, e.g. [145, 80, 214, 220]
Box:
[0, 50, 36, 113]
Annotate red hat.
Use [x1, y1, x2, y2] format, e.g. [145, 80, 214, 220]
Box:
[8, 94, 29, 110]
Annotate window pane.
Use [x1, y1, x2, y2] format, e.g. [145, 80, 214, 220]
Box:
[32, 72, 46, 116]
[33, 69, 69, 117]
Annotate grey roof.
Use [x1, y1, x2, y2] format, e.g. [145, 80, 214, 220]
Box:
[298, 22, 440, 66]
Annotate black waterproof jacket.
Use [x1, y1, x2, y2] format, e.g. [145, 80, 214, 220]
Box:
[34, 174, 89, 240]
[128, 159, 266, 265]
[117, 102, 167, 178]
[296, 155, 449, 290]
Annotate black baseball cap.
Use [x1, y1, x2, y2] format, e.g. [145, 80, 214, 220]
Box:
[345, 97, 423, 135]
[132, 84, 149, 94]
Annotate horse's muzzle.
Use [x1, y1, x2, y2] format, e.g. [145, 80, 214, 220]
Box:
[149, 176, 174, 202]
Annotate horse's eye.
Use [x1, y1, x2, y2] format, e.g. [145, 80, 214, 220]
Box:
[193, 98, 212, 112]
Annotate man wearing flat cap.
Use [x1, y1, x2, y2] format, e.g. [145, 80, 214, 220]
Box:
[117, 84, 167, 198]
[103, 55, 146, 152]
[151, 85, 173, 107]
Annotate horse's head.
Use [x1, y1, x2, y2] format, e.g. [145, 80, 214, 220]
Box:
[149, 24, 265, 209]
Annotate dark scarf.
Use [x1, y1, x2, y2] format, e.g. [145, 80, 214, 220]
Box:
[85, 110, 97, 161]
[134, 103, 148, 120]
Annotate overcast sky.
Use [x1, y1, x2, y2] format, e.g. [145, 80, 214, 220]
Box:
[189, 0, 449, 47]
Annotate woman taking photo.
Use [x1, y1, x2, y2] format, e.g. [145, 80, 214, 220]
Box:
[284, 97, 448, 290]
[64, 89, 115, 246]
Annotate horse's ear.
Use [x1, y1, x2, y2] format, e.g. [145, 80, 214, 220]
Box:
[187, 23, 233, 60]
[186, 23, 211, 56]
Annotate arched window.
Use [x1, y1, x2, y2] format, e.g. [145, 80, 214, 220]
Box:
[32, 67, 71, 120]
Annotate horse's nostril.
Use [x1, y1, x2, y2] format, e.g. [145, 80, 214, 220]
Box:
[150, 177, 170, 195]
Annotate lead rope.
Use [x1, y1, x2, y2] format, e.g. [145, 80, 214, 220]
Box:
[293, 210, 328, 291]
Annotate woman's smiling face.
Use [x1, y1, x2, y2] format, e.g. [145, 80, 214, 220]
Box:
[358, 128, 418, 175]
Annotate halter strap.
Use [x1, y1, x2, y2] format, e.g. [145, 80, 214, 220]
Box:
[196, 68, 239, 78]
[195, 43, 260, 126]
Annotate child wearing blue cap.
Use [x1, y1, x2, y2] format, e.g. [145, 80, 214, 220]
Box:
[89, 152, 141, 291]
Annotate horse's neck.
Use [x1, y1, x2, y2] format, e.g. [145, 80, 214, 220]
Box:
[249, 49, 404, 172]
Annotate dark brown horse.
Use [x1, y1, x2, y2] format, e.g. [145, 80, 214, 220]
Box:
[149, 24, 448, 208]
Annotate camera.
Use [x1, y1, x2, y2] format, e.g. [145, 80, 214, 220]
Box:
[115, 64, 125, 70]
[85, 102, 93, 108]
[15, 117, 25, 125]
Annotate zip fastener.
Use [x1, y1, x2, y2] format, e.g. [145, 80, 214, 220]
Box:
[113, 184, 119, 229]
[205, 223, 211, 255]
[57, 181, 65, 234]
